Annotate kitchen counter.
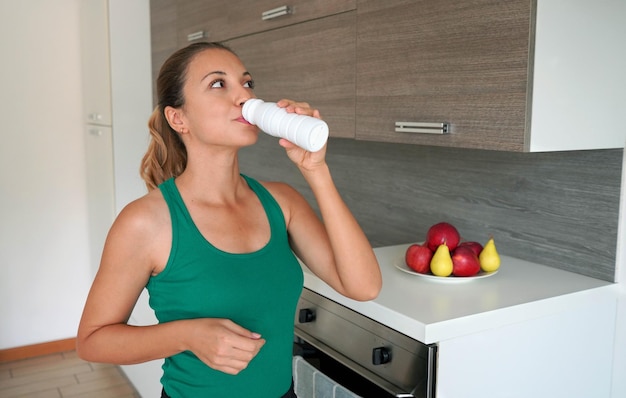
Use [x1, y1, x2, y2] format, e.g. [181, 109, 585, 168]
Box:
[302, 243, 616, 344]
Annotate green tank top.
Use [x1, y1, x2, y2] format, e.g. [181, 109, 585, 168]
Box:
[147, 175, 303, 397]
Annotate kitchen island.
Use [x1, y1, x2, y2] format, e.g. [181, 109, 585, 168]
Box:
[302, 243, 618, 398]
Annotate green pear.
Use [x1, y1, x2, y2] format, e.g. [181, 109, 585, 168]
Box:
[479, 237, 501, 272]
[430, 244, 453, 277]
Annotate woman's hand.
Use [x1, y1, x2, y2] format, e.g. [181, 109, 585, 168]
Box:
[183, 318, 266, 375]
[275, 99, 327, 172]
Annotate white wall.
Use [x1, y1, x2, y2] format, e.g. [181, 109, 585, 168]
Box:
[0, 0, 92, 349]
[0, 0, 152, 350]
[612, 141, 626, 398]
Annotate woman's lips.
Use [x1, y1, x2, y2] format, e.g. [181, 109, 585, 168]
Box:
[237, 116, 253, 125]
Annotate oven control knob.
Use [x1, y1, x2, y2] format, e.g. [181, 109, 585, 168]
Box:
[372, 346, 392, 365]
[298, 308, 316, 323]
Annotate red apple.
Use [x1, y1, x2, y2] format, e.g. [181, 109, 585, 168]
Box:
[457, 241, 483, 257]
[451, 246, 481, 277]
[426, 222, 461, 252]
[405, 243, 433, 274]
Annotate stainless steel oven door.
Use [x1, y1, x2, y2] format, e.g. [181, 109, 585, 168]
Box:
[294, 288, 437, 398]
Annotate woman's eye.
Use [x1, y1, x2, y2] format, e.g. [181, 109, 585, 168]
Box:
[210, 79, 225, 88]
[244, 80, 255, 89]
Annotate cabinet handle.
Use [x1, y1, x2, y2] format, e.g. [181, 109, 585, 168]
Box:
[187, 31, 207, 42]
[262, 5, 291, 20]
[89, 128, 103, 136]
[88, 113, 102, 122]
[395, 121, 449, 135]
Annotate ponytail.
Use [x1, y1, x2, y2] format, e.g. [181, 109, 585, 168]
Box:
[140, 107, 187, 191]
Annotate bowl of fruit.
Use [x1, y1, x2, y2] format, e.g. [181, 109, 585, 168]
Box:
[397, 222, 501, 282]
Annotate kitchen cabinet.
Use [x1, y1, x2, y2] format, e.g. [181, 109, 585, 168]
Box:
[227, 11, 357, 138]
[153, 1, 625, 152]
[225, 0, 355, 40]
[175, 0, 355, 48]
[176, 0, 230, 46]
[302, 244, 619, 397]
[80, 0, 116, 277]
[80, 0, 112, 126]
[435, 294, 616, 397]
[84, 125, 116, 277]
[150, 0, 357, 138]
[356, 0, 626, 152]
[150, 0, 178, 106]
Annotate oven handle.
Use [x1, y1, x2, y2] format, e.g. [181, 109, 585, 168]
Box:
[295, 328, 437, 398]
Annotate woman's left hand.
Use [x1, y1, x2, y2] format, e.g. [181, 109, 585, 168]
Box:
[275, 99, 327, 172]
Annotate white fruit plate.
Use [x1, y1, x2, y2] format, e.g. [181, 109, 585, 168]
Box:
[394, 257, 498, 283]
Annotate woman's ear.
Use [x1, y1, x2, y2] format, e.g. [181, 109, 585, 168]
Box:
[164, 106, 186, 134]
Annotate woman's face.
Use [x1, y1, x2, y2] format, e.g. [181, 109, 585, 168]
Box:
[177, 48, 257, 149]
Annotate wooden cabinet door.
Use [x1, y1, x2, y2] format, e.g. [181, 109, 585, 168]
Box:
[227, 12, 356, 139]
[356, 0, 531, 151]
[226, 0, 355, 40]
[175, 0, 355, 46]
[150, 0, 178, 107]
[176, 0, 232, 46]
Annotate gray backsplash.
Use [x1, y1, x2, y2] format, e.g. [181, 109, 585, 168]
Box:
[240, 135, 623, 282]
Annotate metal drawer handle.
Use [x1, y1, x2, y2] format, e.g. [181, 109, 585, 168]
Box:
[187, 31, 206, 42]
[262, 5, 291, 20]
[89, 128, 103, 136]
[395, 121, 449, 135]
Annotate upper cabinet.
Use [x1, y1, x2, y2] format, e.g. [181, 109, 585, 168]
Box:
[80, 0, 112, 126]
[150, 0, 178, 106]
[527, 0, 625, 152]
[225, 1, 355, 40]
[356, 0, 626, 152]
[176, 0, 231, 45]
[176, 0, 355, 47]
[227, 12, 356, 138]
[150, 0, 356, 138]
[151, 0, 626, 152]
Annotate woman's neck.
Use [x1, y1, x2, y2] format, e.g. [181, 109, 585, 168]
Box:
[175, 149, 246, 205]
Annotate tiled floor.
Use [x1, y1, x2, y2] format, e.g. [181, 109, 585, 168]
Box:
[0, 351, 140, 398]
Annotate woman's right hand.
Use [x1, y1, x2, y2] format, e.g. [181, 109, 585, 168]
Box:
[183, 318, 266, 375]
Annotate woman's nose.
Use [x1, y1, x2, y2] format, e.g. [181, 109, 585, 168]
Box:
[236, 89, 255, 107]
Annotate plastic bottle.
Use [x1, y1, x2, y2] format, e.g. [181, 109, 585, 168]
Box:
[242, 99, 329, 152]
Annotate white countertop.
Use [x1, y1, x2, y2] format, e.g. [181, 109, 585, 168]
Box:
[302, 243, 616, 344]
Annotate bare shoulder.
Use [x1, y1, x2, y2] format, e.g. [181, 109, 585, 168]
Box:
[114, 188, 169, 235]
[258, 180, 313, 225]
[260, 180, 298, 198]
[258, 181, 308, 207]
[103, 188, 172, 275]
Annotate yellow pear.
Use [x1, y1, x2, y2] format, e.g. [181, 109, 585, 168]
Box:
[430, 244, 453, 277]
[479, 237, 501, 272]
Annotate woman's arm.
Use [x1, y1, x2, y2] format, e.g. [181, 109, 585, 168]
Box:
[76, 195, 264, 373]
[272, 100, 382, 301]
[77, 196, 186, 364]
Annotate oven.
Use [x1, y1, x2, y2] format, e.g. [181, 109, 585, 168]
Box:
[293, 288, 437, 398]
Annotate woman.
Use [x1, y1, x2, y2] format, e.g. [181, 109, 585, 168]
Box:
[76, 42, 381, 398]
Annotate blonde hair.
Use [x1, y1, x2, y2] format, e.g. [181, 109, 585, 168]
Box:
[139, 42, 238, 190]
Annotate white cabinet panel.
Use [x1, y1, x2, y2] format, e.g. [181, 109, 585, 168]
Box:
[84, 125, 115, 276]
[436, 294, 617, 398]
[529, 0, 626, 152]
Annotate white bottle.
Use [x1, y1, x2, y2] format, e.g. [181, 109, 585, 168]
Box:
[242, 99, 329, 152]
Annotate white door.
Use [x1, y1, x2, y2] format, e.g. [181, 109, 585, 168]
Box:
[84, 125, 115, 276]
